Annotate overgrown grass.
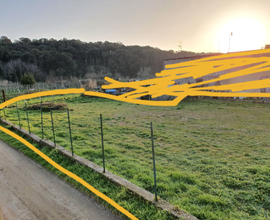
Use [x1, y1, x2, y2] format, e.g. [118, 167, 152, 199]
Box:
[2, 96, 270, 219]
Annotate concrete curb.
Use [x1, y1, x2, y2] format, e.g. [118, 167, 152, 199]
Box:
[0, 118, 198, 220]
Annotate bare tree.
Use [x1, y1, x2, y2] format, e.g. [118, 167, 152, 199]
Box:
[5, 60, 20, 81]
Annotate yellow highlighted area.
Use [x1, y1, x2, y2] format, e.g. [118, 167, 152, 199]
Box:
[93, 48, 270, 106]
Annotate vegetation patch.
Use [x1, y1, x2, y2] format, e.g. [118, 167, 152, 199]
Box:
[26, 102, 68, 111]
[2, 96, 270, 219]
[0, 122, 175, 220]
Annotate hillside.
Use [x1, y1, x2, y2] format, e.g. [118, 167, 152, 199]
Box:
[0, 36, 215, 82]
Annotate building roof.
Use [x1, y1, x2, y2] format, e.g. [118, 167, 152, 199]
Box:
[163, 53, 223, 61]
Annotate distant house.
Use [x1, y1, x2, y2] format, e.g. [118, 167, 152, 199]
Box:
[164, 53, 222, 85]
[163, 46, 270, 95]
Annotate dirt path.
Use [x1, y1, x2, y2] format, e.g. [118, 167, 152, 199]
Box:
[0, 139, 123, 220]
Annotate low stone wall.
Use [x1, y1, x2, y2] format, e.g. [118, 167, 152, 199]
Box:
[0, 80, 8, 87]
[0, 118, 198, 220]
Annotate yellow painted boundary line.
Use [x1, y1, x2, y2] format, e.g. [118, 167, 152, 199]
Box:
[0, 89, 139, 220]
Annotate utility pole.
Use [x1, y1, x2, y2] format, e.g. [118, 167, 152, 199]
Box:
[228, 32, 233, 53]
[178, 41, 182, 52]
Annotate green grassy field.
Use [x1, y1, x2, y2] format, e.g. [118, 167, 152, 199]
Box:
[2, 96, 270, 220]
[0, 122, 175, 220]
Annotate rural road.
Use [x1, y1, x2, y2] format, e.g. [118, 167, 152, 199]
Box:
[0, 139, 123, 220]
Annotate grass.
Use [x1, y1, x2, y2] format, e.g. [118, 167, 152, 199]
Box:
[0, 122, 175, 220]
[3, 93, 78, 108]
[2, 95, 270, 219]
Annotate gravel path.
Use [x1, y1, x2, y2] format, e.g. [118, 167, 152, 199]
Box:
[0, 139, 123, 220]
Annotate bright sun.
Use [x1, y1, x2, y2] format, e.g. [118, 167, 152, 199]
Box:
[215, 17, 266, 53]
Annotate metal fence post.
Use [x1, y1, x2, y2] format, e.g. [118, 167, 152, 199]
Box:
[40, 97, 44, 139]
[151, 122, 158, 201]
[25, 101, 31, 134]
[0, 103, 5, 120]
[50, 105, 56, 147]
[16, 102, 21, 129]
[2, 89, 6, 102]
[67, 108, 74, 156]
[100, 114, 105, 173]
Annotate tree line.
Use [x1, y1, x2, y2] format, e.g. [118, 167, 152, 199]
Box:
[0, 36, 214, 83]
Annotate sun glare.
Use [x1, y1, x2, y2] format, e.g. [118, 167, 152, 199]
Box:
[215, 17, 266, 53]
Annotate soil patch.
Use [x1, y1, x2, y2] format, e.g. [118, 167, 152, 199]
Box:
[26, 102, 68, 111]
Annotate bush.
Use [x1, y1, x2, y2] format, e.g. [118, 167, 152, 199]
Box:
[20, 74, 36, 86]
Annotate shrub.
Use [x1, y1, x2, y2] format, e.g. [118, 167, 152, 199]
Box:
[20, 74, 36, 86]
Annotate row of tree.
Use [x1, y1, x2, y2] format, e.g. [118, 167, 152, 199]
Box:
[0, 36, 214, 82]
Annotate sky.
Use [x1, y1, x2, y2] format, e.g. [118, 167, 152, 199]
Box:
[1, 0, 270, 53]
